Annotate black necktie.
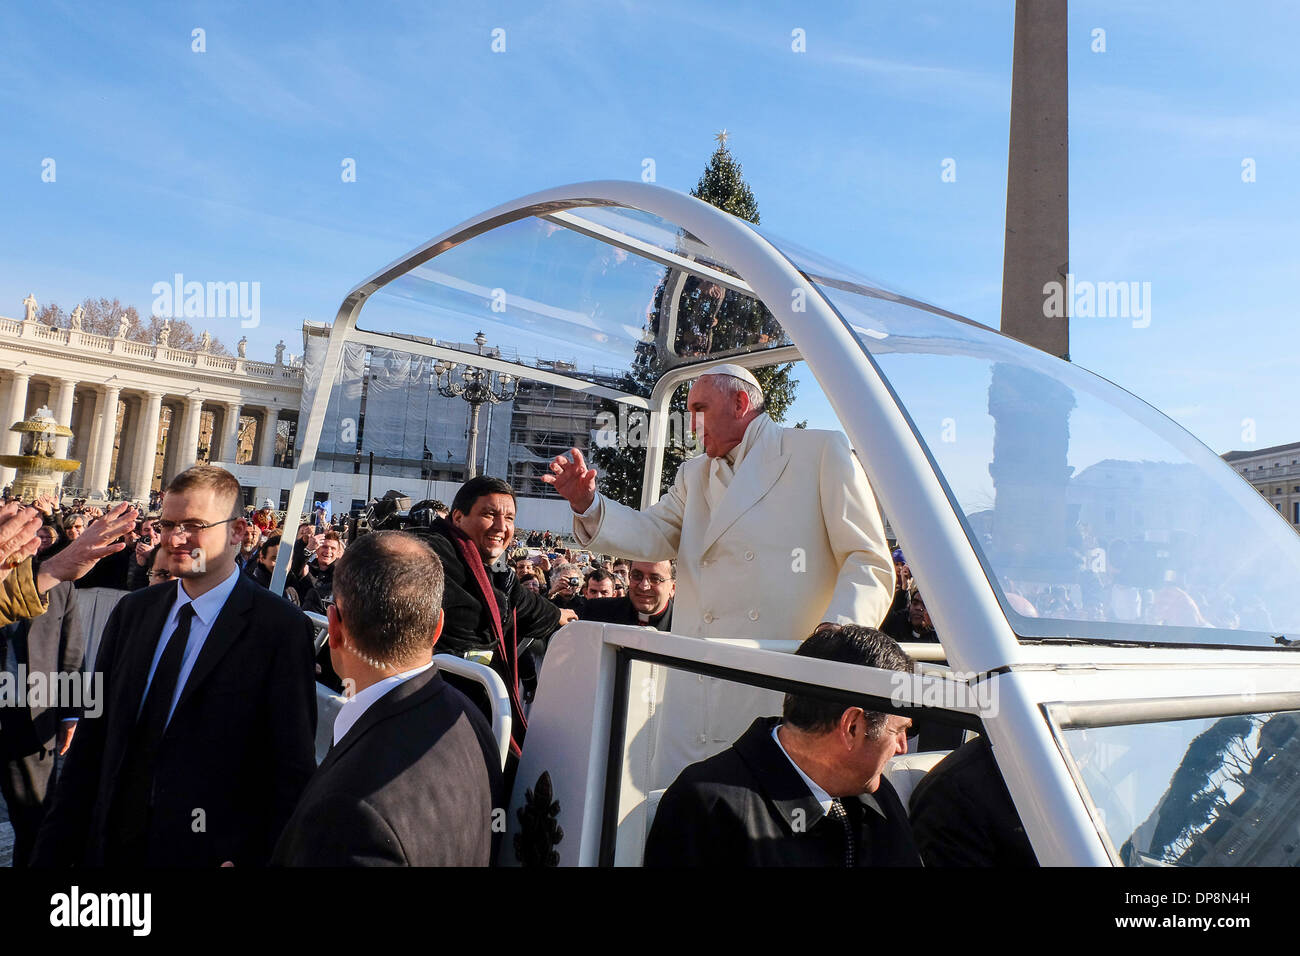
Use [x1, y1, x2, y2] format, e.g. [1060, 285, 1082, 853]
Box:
[828, 798, 856, 867]
[140, 603, 195, 744]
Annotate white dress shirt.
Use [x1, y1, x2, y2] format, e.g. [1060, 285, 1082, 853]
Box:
[140, 565, 242, 727]
[772, 723, 834, 818]
[333, 659, 435, 745]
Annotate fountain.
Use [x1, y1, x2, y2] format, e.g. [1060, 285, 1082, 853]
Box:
[0, 406, 81, 501]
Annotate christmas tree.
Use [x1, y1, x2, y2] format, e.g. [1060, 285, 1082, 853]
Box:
[591, 133, 801, 506]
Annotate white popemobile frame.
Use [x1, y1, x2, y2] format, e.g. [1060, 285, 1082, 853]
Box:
[278, 181, 1300, 867]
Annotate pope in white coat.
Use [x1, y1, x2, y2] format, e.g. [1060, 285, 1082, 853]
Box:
[544, 366, 895, 801]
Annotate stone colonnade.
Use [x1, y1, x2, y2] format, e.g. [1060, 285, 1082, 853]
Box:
[0, 371, 283, 502]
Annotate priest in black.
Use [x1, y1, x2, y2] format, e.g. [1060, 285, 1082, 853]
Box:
[644, 624, 921, 867]
[580, 559, 675, 631]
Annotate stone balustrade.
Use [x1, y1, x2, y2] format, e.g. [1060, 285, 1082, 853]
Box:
[0, 316, 302, 380]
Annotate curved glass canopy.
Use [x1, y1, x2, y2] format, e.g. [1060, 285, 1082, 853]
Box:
[303, 183, 1300, 652]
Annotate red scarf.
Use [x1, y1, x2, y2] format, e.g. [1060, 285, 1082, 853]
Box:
[444, 522, 527, 756]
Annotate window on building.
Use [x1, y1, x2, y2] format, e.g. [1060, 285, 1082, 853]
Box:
[1294, 502, 1299, 525]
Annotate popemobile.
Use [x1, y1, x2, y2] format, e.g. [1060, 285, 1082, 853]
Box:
[275, 181, 1300, 867]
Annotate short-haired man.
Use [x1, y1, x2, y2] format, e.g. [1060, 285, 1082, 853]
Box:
[33, 465, 317, 867]
[412, 475, 575, 758]
[249, 534, 281, 590]
[272, 532, 502, 866]
[237, 522, 262, 573]
[644, 624, 921, 867]
[580, 560, 676, 631]
[583, 568, 616, 600]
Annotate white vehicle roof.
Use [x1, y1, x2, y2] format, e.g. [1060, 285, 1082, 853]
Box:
[277, 180, 1300, 671]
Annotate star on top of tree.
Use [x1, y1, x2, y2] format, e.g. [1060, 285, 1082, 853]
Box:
[714, 129, 729, 147]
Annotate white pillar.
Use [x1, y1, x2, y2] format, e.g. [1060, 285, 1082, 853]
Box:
[84, 390, 106, 493]
[258, 407, 279, 466]
[222, 402, 242, 463]
[131, 391, 164, 502]
[92, 386, 122, 498]
[0, 371, 31, 488]
[177, 396, 204, 474]
[52, 378, 78, 459]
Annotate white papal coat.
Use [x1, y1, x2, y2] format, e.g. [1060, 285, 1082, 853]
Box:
[574, 414, 895, 816]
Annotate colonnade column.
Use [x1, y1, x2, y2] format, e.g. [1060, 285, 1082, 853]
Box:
[0, 371, 32, 488]
[52, 378, 78, 459]
[177, 396, 204, 474]
[130, 390, 164, 502]
[222, 402, 242, 463]
[258, 407, 279, 467]
[89, 385, 121, 497]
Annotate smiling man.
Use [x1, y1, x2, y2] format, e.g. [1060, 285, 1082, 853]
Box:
[414, 476, 575, 759]
[32, 465, 317, 867]
[580, 559, 676, 631]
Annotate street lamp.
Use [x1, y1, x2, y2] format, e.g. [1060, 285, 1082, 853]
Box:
[433, 331, 516, 480]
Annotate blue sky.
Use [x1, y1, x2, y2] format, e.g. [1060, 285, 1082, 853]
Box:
[3, 0, 1298, 454]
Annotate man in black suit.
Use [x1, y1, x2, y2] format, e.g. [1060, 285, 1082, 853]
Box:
[32, 465, 317, 867]
[908, 735, 1038, 867]
[272, 531, 502, 866]
[580, 559, 675, 631]
[0, 580, 82, 866]
[644, 624, 921, 867]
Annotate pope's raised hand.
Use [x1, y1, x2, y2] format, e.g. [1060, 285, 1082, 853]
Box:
[541, 448, 598, 515]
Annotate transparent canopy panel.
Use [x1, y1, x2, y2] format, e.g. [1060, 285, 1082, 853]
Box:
[349, 196, 1300, 649]
[358, 207, 791, 399]
[798, 271, 1300, 649]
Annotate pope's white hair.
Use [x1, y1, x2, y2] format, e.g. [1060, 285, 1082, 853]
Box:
[705, 373, 765, 415]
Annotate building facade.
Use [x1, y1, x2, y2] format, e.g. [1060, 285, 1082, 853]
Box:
[0, 312, 598, 529]
[1222, 441, 1300, 532]
[0, 313, 300, 506]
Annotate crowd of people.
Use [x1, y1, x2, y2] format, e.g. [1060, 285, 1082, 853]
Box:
[0, 365, 1034, 868]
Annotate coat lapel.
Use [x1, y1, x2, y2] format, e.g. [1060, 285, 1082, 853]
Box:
[733, 716, 824, 834]
[120, 585, 179, 721]
[317, 668, 444, 774]
[698, 421, 790, 556]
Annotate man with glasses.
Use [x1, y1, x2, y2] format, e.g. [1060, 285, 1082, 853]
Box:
[580, 560, 675, 631]
[33, 465, 317, 867]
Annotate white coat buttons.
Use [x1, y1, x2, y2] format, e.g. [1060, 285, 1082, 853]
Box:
[748, 609, 759, 621]
[744, 550, 754, 561]
[703, 612, 715, 623]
